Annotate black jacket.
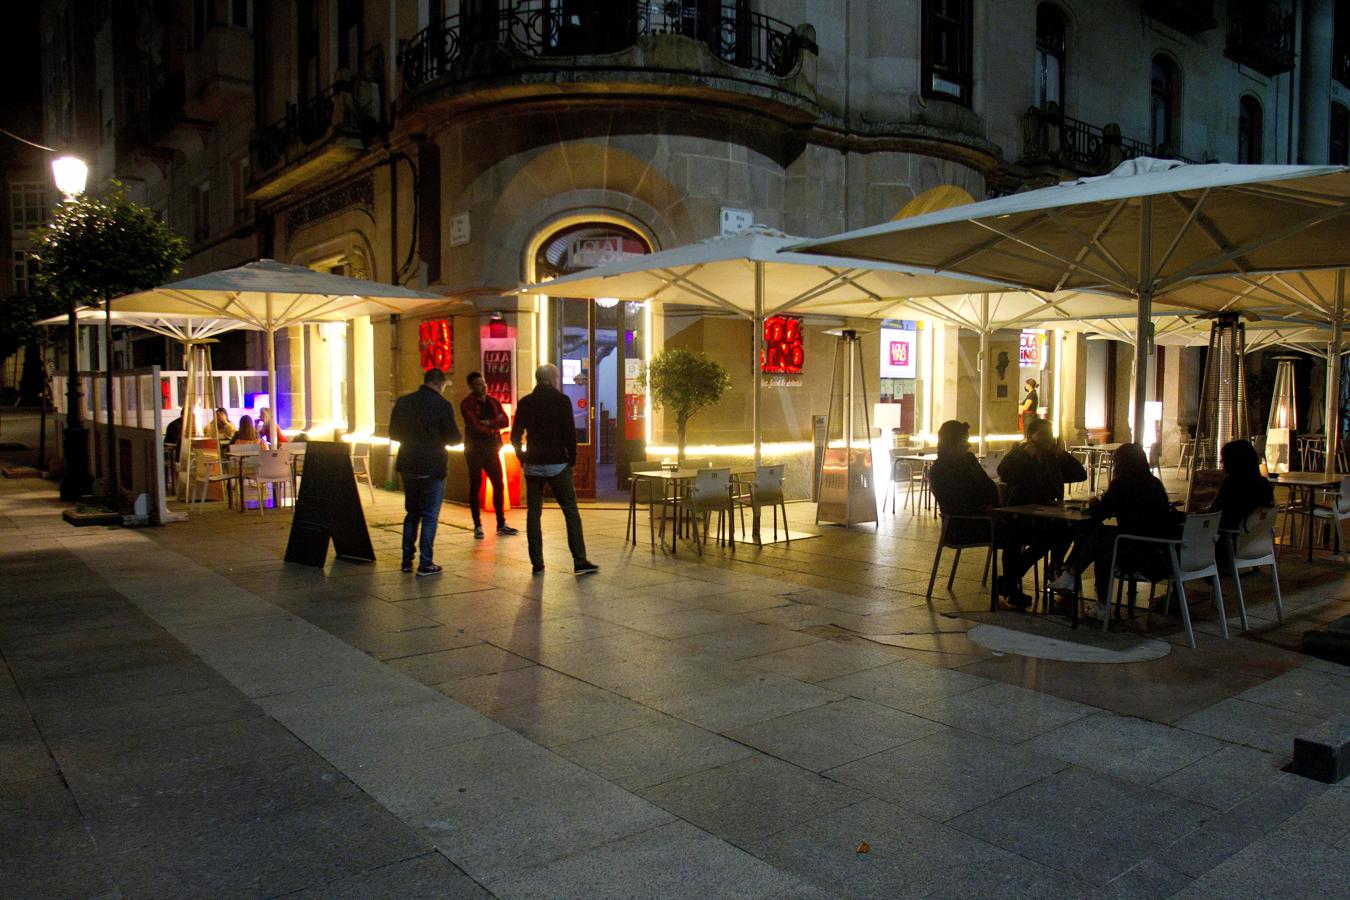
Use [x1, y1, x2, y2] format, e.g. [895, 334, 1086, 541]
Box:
[929, 451, 999, 544]
[1094, 468, 1178, 537]
[511, 384, 577, 466]
[1208, 473, 1275, 530]
[998, 442, 1087, 507]
[389, 384, 462, 478]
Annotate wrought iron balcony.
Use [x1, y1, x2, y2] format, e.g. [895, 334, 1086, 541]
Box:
[1021, 106, 1197, 176]
[399, 0, 813, 94]
[1140, 0, 1217, 34]
[1224, 1, 1295, 76]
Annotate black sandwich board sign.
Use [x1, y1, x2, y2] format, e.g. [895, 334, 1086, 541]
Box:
[284, 441, 376, 566]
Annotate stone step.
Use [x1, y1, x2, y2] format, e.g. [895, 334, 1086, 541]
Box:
[1291, 721, 1350, 784]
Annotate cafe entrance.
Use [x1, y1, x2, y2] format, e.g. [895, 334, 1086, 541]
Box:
[534, 221, 651, 500]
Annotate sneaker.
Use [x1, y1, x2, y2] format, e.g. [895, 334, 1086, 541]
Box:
[574, 560, 600, 575]
[497, 523, 519, 535]
[1050, 570, 1078, 594]
[416, 563, 443, 577]
[401, 559, 414, 574]
[473, 526, 485, 540]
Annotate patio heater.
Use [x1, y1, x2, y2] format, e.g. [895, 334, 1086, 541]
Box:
[1264, 355, 1298, 474]
[815, 329, 877, 528]
[1193, 313, 1251, 472]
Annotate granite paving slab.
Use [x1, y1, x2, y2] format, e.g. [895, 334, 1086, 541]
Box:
[285, 851, 492, 899]
[817, 658, 989, 712]
[489, 690, 668, 746]
[1175, 697, 1327, 754]
[1153, 743, 1290, 811]
[552, 718, 756, 791]
[1021, 711, 1229, 786]
[1172, 831, 1350, 899]
[724, 697, 946, 771]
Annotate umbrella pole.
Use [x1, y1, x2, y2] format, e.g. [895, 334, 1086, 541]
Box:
[979, 294, 989, 455]
[266, 293, 278, 447]
[1326, 270, 1345, 477]
[1132, 198, 1153, 446]
[104, 298, 119, 511]
[752, 261, 763, 541]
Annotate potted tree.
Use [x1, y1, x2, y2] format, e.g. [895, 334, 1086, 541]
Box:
[639, 348, 731, 464]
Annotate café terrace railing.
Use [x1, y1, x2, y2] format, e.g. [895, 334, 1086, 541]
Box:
[399, 0, 812, 93]
[1022, 106, 1200, 176]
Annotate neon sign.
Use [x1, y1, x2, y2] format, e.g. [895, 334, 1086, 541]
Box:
[419, 319, 453, 372]
[761, 315, 805, 374]
[1019, 331, 1042, 367]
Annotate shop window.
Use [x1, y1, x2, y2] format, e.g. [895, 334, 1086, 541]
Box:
[921, 0, 973, 106]
[879, 323, 921, 435]
[1238, 95, 1262, 164]
[1150, 55, 1181, 155]
[1332, 103, 1350, 166]
[1035, 3, 1066, 110]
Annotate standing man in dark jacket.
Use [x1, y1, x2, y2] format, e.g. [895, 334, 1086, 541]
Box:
[460, 371, 518, 540]
[510, 364, 597, 575]
[389, 368, 461, 576]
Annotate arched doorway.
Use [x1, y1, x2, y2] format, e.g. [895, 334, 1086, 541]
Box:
[532, 220, 653, 499]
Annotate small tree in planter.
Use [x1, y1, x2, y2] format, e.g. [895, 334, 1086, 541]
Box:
[639, 348, 731, 464]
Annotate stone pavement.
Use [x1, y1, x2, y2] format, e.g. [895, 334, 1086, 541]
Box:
[2, 470, 1349, 898]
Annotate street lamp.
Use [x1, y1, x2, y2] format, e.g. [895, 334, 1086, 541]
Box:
[52, 155, 91, 502]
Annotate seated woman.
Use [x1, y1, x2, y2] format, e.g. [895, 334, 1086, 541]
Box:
[230, 415, 260, 447]
[1208, 439, 1274, 531]
[928, 419, 998, 545]
[995, 417, 1088, 608]
[1051, 443, 1178, 614]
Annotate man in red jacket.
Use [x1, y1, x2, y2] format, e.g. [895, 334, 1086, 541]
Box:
[460, 371, 518, 540]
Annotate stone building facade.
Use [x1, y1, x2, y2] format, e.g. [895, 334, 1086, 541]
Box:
[39, 0, 1350, 497]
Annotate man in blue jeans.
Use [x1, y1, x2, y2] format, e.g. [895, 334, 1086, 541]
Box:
[511, 364, 597, 575]
[389, 367, 461, 576]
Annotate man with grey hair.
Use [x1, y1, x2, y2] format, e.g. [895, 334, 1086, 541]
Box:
[511, 363, 597, 575]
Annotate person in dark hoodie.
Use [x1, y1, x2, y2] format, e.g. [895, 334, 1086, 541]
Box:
[1050, 442, 1179, 616]
[1207, 439, 1275, 531]
[511, 364, 598, 576]
[995, 416, 1087, 607]
[928, 419, 998, 545]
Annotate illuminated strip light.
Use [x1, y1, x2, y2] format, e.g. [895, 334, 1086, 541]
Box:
[338, 432, 521, 455]
[646, 440, 816, 456]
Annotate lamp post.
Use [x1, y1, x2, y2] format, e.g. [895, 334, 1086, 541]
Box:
[51, 155, 90, 502]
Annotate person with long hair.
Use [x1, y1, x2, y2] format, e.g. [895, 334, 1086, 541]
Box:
[230, 415, 259, 446]
[928, 420, 998, 545]
[1051, 442, 1177, 615]
[1208, 439, 1274, 530]
[210, 407, 236, 441]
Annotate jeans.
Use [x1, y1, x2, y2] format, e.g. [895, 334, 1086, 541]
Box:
[525, 466, 587, 568]
[466, 447, 505, 528]
[402, 475, 445, 565]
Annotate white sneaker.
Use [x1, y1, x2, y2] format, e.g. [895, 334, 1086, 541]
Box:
[1050, 571, 1077, 594]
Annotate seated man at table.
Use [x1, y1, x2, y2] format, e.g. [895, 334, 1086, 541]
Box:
[1051, 443, 1178, 616]
[928, 419, 998, 545]
[995, 417, 1087, 608]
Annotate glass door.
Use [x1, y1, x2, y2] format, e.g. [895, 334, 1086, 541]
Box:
[554, 297, 594, 498]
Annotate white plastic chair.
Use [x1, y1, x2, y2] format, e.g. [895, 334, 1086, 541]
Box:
[188, 439, 232, 507]
[287, 442, 307, 499]
[351, 442, 375, 503]
[1225, 506, 1283, 628]
[245, 448, 291, 516]
[1311, 475, 1350, 558]
[1106, 512, 1227, 648]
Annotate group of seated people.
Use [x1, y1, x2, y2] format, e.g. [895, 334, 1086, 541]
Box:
[929, 416, 1274, 614]
[164, 407, 292, 450]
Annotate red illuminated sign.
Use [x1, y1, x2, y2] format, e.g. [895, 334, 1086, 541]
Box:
[419, 319, 453, 372]
[761, 315, 805, 374]
[482, 348, 513, 406]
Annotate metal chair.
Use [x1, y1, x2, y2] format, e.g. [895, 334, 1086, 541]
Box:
[351, 441, 376, 503]
[1106, 512, 1226, 648]
[670, 467, 737, 555]
[625, 461, 665, 546]
[1225, 506, 1282, 628]
[925, 514, 993, 600]
[741, 464, 789, 544]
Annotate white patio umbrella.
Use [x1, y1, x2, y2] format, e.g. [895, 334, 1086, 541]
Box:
[513, 226, 1017, 471]
[103, 259, 452, 444]
[794, 159, 1350, 458]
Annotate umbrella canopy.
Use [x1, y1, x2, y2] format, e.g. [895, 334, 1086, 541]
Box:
[793, 159, 1350, 454]
[515, 226, 1018, 471]
[38, 308, 256, 342]
[104, 259, 452, 443]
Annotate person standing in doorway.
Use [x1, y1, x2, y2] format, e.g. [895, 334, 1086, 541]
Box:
[389, 368, 462, 576]
[1019, 379, 1040, 435]
[511, 363, 598, 576]
[461, 371, 518, 540]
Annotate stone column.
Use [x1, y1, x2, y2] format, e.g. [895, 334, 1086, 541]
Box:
[1299, 0, 1335, 164]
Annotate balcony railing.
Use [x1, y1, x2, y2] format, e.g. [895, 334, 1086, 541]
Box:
[400, 0, 811, 93]
[1022, 106, 1198, 175]
[1224, 1, 1295, 76]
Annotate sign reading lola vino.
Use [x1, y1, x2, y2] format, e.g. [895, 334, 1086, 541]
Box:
[879, 327, 917, 379]
[481, 337, 516, 407]
[761, 316, 805, 374]
[1019, 330, 1042, 367]
[419, 318, 453, 372]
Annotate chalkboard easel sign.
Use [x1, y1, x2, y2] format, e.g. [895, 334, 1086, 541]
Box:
[284, 442, 376, 567]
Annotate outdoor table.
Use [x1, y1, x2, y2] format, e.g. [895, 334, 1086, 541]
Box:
[893, 451, 939, 513]
[991, 502, 1097, 623]
[629, 468, 753, 552]
[1272, 472, 1344, 562]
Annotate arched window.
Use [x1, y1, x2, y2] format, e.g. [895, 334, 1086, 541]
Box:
[922, 0, 974, 106]
[1150, 55, 1180, 155]
[1035, 4, 1067, 109]
[1332, 103, 1350, 165]
[1238, 95, 1262, 164]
